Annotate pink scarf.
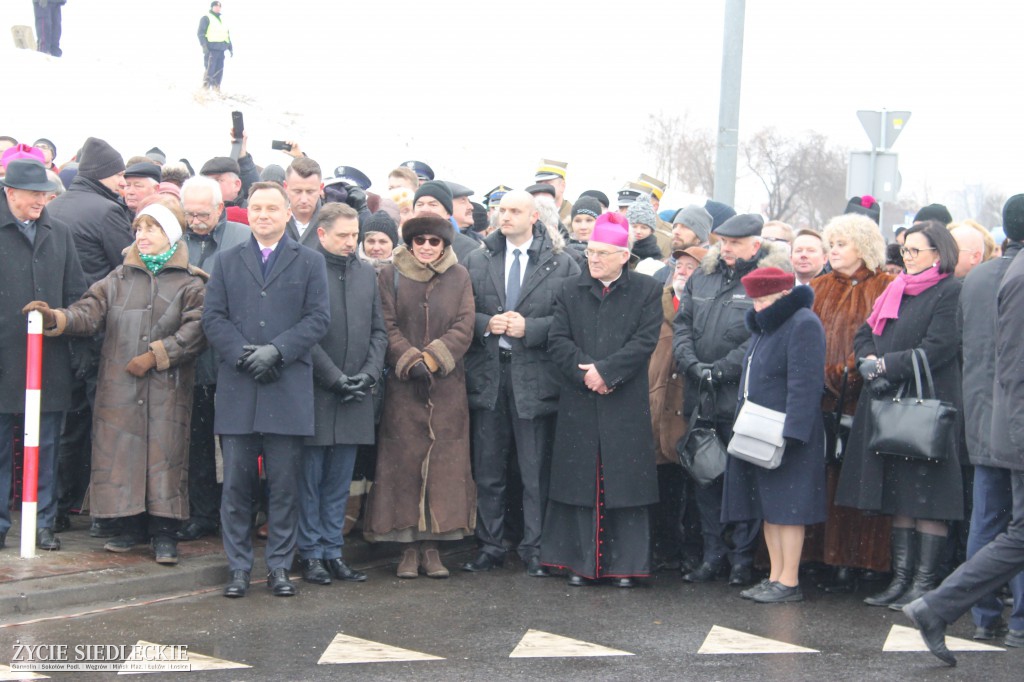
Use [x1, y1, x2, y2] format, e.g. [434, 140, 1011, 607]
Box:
[865, 264, 949, 335]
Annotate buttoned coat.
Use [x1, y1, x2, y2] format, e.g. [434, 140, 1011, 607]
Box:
[991, 246, 1024, 472]
[48, 243, 207, 518]
[547, 266, 663, 510]
[201, 234, 330, 436]
[0, 198, 86, 413]
[463, 223, 580, 419]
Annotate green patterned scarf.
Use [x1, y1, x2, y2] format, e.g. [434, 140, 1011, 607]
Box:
[139, 243, 178, 275]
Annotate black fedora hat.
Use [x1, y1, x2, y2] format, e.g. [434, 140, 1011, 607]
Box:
[0, 159, 57, 192]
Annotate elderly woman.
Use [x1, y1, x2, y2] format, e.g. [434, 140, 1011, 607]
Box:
[837, 220, 964, 609]
[721, 267, 827, 603]
[809, 214, 894, 592]
[363, 215, 476, 579]
[23, 204, 207, 564]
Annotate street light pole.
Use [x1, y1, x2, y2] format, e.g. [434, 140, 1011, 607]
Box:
[714, 0, 746, 208]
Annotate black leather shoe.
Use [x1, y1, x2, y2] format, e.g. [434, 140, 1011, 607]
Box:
[567, 574, 595, 587]
[526, 557, 549, 577]
[752, 582, 803, 603]
[176, 520, 217, 542]
[90, 518, 122, 538]
[728, 565, 754, 586]
[741, 579, 773, 600]
[223, 569, 250, 598]
[460, 552, 504, 572]
[267, 568, 296, 596]
[903, 598, 956, 666]
[104, 534, 146, 552]
[36, 528, 61, 551]
[613, 578, 635, 588]
[326, 558, 367, 582]
[682, 562, 721, 583]
[301, 559, 332, 585]
[152, 536, 178, 565]
[973, 620, 1008, 641]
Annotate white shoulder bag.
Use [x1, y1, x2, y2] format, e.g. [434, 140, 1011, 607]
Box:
[727, 337, 787, 469]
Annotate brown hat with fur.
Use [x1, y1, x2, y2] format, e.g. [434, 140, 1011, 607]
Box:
[401, 215, 455, 247]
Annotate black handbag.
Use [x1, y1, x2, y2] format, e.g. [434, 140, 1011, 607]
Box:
[676, 376, 728, 487]
[868, 349, 957, 462]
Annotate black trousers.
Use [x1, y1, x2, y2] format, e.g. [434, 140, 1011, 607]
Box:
[220, 433, 302, 573]
[186, 385, 220, 526]
[205, 48, 226, 87]
[925, 471, 1024, 626]
[33, 3, 62, 57]
[57, 367, 96, 518]
[471, 358, 553, 561]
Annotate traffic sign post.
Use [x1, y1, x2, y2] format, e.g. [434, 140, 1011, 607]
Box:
[850, 109, 911, 229]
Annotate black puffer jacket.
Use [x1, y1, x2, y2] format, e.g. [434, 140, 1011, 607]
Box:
[672, 242, 791, 420]
[46, 175, 133, 286]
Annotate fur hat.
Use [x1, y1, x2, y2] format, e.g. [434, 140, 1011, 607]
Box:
[362, 210, 399, 247]
[402, 214, 454, 247]
[77, 137, 125, 180]
[413, 180, 453, 216]
[741, 267, 793, 299]
[1003, 194, 1024, 242]
[845, 195, 880, 223]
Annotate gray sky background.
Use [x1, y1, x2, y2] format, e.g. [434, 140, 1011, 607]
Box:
[3, 0, 1021, 220]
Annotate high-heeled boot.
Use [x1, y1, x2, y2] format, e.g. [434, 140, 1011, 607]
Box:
[889, 532, 946, 610]
[864, 527, 916, 606]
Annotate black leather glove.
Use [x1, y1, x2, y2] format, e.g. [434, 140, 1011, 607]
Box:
[857, 357, 879, 379]
[408, 361, 431, 382]
[255, 364, 281, 384]
[341, 183, 368, 212]
[869, 376, 893, 396]
[237, 344, 257, 370]
[330, 374, 351, 395]
[687, 362, 714, 382]
[346, 373, 373, 393]
[241, 344, 282, 382]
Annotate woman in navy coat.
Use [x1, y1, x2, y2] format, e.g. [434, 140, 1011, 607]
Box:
[722, 267, 826, 603]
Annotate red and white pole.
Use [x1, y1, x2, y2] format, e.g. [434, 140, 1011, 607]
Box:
[21, 311, 43, 559]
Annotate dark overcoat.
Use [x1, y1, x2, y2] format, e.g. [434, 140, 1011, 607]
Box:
[463, 223, 580, 419]
[547, 266, 663, 510]
[0, 199, 85, 413]
[959, 242, 1022, 467]
[721, 286, 827, 525]
[307, 247, 387, 446]
[991, 247, 1024, 472]
[201, 234, 330, 436]
[46, 175, 133, 285]
[363, 246, 477, 536]
[836, 275, 964, 520]
[50, 243, 207, 518]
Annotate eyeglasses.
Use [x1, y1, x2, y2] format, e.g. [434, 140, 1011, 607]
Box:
[899, 246, 937, 258]
[585, 248, 624, 260]
[412, 235, 443, 247]
[184, 211, 212, 222]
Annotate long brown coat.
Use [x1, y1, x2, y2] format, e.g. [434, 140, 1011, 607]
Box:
[649, 286, 687, 465]
[48, 243, 207, 519]
[364, 246, 476, 538]
[806, 266, 894, 571]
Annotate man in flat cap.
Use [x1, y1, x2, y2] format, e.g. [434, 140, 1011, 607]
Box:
[445, 181, 481, 243]
[1, 159, 86, 550]
[535, 159, 572, 226]
[673, 213, 790, 588]
[201, 156, 244, 210]
[123, 163, 162, 216]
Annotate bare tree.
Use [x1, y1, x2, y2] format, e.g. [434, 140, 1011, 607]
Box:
[950, 183, 1005, 227]
[643, 113, 716, 197]
[743, 128, 847, 228]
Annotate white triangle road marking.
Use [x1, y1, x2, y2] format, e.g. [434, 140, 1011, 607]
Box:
[118, 640, 250, 675]
[509, 629, 634, 658]
[0, 664, 48, 680]
[318, 633, 444, 664]
[883, 624, 1005, 652]
[697, 625, 819, 654]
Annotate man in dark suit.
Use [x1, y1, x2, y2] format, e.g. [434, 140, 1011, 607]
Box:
[202, 181, 330, 598]
[284, 157, 324, 248]
[461, 190, 579, 576]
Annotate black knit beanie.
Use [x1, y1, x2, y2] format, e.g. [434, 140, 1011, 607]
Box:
[413, 180, 453, 216]
[77, 137, 125, 180]
[361, 210, 399, 247]
[1003, 194, 1024, 242]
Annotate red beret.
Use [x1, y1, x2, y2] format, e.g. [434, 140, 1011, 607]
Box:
[741, 267, 793, 299]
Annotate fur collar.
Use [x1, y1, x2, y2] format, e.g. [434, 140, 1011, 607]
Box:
[700, 241, 792, 275]
[745, 284, 814, 334]
[392, 243, 459, 282]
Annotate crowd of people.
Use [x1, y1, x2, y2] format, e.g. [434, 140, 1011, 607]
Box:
[1, 132, 1022, 665]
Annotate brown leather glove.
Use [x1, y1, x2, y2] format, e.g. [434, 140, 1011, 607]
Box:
[126, 351, 157, 377]
[21, 301, 56, 329]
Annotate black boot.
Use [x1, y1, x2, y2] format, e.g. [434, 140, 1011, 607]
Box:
[864, 527, 916, 606]
[889, 532, 946, 610]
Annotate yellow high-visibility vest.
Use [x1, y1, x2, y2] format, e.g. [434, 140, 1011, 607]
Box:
[205, 13, 230, 44]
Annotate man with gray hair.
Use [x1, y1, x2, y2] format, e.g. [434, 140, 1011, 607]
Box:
[176, 175, 250, 542]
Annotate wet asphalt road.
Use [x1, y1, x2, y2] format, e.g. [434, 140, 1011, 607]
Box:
[0, 548, 1017, 681]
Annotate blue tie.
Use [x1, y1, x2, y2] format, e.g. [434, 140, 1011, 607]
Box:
[506, 249, 522, 311]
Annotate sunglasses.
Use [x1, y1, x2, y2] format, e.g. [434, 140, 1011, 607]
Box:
[412, 235, 443, 247]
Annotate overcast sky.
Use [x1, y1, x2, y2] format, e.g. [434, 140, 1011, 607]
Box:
[3, 0, 1021, 220]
